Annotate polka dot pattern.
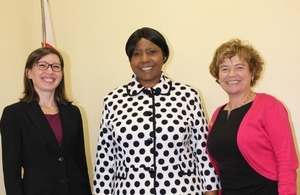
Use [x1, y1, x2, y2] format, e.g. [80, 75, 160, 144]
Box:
[93, 74, 220, 194]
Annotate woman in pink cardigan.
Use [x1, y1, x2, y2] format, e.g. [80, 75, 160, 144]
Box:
[207, 38, 298, 195]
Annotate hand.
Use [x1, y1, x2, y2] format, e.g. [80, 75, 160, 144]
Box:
[205, 190, 218, 195]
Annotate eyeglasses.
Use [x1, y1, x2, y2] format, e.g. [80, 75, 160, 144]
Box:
[35, 61, 62, 72]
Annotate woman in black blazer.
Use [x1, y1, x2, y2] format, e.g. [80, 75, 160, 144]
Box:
[0, 47, 92, 195]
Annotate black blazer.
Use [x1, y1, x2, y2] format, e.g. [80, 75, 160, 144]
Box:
[0, 101, 92, 195]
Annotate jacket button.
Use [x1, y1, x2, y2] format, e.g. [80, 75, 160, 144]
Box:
[148, 168, 155, 178]
[145, 138, 153, 146]
[148, 168, 154, 174]
[58, 157, 64, 161]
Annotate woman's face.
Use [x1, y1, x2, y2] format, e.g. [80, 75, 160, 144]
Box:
[218, 54, 253, 96]
[130, 38, 165, 88]
[27, 53, 63, 95]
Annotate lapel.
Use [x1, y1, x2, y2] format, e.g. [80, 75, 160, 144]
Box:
[23, 101, 62, 153]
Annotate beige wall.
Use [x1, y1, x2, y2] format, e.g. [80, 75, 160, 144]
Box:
[1, 0, 299, 193]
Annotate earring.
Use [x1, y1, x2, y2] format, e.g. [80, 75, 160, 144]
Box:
[251, 77, 254, 81]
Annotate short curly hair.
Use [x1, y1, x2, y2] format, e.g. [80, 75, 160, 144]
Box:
[209, 38, 264, 87]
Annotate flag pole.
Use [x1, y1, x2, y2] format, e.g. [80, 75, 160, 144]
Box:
[41, 0, 46, 47]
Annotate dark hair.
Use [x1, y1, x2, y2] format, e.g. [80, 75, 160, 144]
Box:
[21, 47, 71, 105]
[209, 38, 264, 87]
[125, 27, 169, 63]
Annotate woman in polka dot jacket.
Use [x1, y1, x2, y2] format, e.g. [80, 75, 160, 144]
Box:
[93, 27, 220, 195]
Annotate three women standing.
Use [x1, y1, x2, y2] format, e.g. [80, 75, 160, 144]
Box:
[1, 33, 297, 195]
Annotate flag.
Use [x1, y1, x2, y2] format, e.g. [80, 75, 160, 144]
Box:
[41, 0, 55, 48]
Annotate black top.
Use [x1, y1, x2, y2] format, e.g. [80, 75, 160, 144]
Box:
[207, 102, 278, 195]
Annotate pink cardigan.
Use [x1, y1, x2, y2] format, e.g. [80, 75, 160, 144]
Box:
[208, 93, 298, 195]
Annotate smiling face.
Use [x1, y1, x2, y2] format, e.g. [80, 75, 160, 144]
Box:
[130, 38, 165, 88]
[26, 53, 63, 96]
[219, 54, 253, 96]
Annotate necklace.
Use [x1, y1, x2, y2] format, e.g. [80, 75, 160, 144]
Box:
[227, 91, 255, 111]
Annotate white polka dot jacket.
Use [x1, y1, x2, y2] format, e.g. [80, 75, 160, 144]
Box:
[93, 73, 220, 195]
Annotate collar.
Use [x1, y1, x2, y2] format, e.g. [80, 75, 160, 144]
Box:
[125, 72, 172, 96]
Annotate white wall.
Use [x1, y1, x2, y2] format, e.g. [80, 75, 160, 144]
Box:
[1, 0, 299, 193]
